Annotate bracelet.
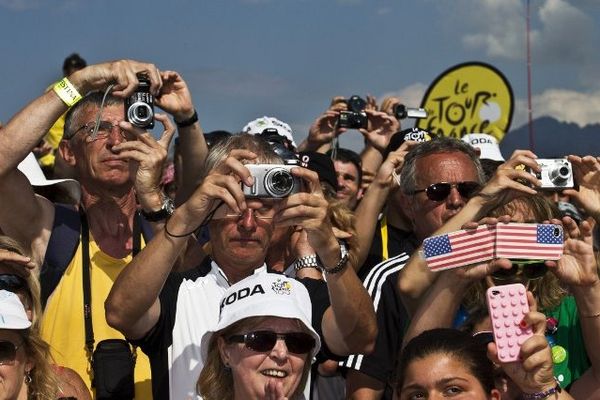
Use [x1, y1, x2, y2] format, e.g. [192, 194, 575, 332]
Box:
[164, 218, 196, 238]
[53, 77, 82, 107]
[521, 382, 562, 400]
[293, 255, 321, 272]
[175, 110, 198, 128]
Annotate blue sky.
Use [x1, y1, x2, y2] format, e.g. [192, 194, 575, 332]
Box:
[1, 0, 599, 151]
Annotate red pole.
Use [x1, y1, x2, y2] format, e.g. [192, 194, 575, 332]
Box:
[527, 0, 534, 151]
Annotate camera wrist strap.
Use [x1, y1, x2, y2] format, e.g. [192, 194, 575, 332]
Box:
[80, 210, 142, 373]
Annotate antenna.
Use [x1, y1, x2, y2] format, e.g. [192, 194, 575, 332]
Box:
[527, 0, 534, 151]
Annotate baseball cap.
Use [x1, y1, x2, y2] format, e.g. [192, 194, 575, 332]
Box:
[201, 273, 321, 359]
[0, 290, 31, 330]
[298, 151, 338, 192]
[243, 116, 297, 149]
[384, 127, 436, 159]
[461, 133, 505, 162]
[17, 153, 81, 201]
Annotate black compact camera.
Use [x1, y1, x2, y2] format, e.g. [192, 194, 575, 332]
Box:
[243, 164, 302, 198]
[393, 104, 428, 120]
[125, 76, 154, 129]
[258, 128, 298, 163]
[338, 95, 368, 129]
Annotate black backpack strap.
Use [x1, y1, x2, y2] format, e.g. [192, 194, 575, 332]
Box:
[40, 203, 81, 308]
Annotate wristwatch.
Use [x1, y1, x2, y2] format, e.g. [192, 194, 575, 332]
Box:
[292, 255, 321, 272]
[321, 240, 349, 274]
[141, 195, 175, 222]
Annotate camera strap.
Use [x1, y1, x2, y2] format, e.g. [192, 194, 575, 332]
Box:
[80, 209, 141, 376]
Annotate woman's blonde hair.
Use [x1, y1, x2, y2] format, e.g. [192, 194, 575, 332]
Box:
[21, 329, 61, 399]
[464, 194, 567, 312]
[197, 316, 312, 400]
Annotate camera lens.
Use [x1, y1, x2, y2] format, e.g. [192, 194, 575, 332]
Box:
[265, 168, 294, 197]
[127, 101, 153, 127]
[549, 162, 571, 185]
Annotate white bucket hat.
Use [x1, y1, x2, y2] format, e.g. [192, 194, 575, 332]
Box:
[0, 290, 31, 330]
[201, 273, 321, 360]
[17, 152, 81, 201]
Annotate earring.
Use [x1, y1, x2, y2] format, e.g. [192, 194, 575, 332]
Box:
[24, 370, 32, 385]
[224, 362, 231, 371]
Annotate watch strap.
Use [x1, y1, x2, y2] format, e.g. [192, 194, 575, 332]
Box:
[175, 109, 198, 128]
[321, 240, 349, 275]
[293, 255, 321, 271]
[141, 195, 174, 222]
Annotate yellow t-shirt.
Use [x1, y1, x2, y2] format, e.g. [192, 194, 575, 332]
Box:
[40, 235, 153, 399]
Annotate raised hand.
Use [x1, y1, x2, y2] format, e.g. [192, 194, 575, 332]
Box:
[358, 110, 399, 153]
[155, 71, 195, 122]
[564, 155, 600, 223]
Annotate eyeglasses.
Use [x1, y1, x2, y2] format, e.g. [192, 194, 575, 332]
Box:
[68, 120, 132, 142]
[0, 340, 21, 365]
[227, 330, 316, 354]
[212, 202, 278, 221]
[411, 181, 480, 202]
[0, 274, 26, 293]
[491, 261, 548, 281]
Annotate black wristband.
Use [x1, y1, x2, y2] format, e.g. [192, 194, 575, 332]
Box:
[175, 110, 198, 128]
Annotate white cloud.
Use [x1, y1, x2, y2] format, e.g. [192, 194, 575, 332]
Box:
[511, 88, 600, 129]
[379, 82, 428, 108]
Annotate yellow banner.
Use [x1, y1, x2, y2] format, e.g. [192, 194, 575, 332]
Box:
[416, 62, 513, 142]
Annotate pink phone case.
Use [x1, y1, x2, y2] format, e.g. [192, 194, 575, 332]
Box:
[486, 283, 533, 363]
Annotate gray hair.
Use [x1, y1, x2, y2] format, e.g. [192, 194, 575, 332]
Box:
[203, 133, 284, 179]
[63, 91, 123, 140]
[399, 137, 485, 195]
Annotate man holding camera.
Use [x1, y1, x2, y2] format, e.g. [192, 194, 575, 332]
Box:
[0, 59, 206, 398]
[105, 133, 377, 399]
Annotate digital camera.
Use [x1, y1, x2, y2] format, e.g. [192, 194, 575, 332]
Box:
[393, 104, 428, 120]
[529, 158, 575, 190]
[125, 76, 154, 129]
[243, 164, 302, 198]
[337, 95, 368, 129]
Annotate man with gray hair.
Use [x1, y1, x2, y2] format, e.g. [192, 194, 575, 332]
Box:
[344, 137, 486, 400]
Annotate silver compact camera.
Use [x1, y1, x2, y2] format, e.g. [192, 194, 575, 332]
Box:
[529, 158, 575, 190]
[125, 76, 154, 129]
[243, 164, 302, 198]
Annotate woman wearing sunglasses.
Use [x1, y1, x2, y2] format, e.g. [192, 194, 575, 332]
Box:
[404, 192, 600, 397]
[0, 235, 91, 399]
[197, 273, 320, 400]
[0, 289, 61, 400]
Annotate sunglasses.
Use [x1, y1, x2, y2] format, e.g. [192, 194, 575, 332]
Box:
[411, 181, 480, 202]
[0, 340, 21, 365]
[0, 274, 26, 293]
[472, 330, 495, 346]
[491, 261, 548, 281]
[227, 330, 316, 354]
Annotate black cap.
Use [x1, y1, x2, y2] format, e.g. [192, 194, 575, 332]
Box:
[298, 151, 338, 192]
[62, 53, 87, 74]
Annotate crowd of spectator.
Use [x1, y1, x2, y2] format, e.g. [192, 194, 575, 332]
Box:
[0, 55, 598, 400]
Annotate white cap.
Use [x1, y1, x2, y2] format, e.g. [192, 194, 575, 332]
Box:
[461, 133, 505, 162]
[201, 273, 320, 359]
[243, 116, 297, 149]
[17, 153, 81, 201]
[0, 290, 31, 330]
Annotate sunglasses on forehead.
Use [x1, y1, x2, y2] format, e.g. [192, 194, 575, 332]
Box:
[411, 181, 480, 202]
[0, 274, 26, 293]
[227, 330, 316, 354]
[0, 340, 21, 365]
[491, 261, 548, 281]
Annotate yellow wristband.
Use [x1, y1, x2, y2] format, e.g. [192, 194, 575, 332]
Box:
[53, 77, 82, 107]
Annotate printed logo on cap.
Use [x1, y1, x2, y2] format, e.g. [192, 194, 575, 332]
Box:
[271, 278, 292, 295]
[220, 283, 266, 310]
[402, 127, 434, 143]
